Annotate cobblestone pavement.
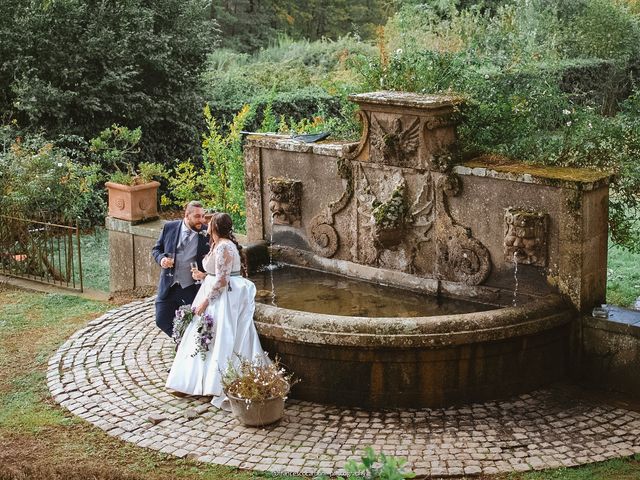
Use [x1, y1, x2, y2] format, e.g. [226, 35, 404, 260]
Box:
[48, 298, 640, 478]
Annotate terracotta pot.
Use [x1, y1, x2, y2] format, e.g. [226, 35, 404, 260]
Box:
[106, 181, 160, 223]
[226, 392, 285, 426]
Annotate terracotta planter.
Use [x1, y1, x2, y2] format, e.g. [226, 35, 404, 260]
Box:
[106, 181, 160, 223]
[226, 392, 285, 426]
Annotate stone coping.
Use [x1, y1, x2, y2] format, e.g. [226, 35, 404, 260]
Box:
[582, 315, 640, 338]
[106, 217, 165, 238]
[244, 140, 609, 191]
[348, 91, 464, 109]
[254, 294, 572, 348]
[244, 136, 351, 156]
[47, 298, 640, 477]
[456, 156, 611, 190]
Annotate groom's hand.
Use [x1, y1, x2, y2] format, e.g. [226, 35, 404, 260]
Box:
[160, 257, 174, 268]
[195, 299, 209, 315]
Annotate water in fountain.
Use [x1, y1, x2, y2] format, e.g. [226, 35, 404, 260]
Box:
[267, 214, 277, 306]
[251, 265, 494, 317]
[512, 251, 519, 307]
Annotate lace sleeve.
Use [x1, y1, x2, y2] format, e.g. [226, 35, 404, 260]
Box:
[205, 242, 234, 302]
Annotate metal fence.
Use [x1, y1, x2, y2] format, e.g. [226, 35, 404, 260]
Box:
[0, 215, 83, 292]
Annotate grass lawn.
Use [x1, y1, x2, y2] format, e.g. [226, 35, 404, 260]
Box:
[0, 285, 639, 479]
[79, 227, 110, 292]
[607, 242, 640, 308]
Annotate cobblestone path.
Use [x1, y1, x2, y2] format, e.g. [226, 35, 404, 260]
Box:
[47, 298, 640, 477]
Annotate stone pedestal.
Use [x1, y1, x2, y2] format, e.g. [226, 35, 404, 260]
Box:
[106, 217, 162, 295]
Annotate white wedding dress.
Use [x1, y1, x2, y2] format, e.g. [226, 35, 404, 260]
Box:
[165, 240, 265, 410]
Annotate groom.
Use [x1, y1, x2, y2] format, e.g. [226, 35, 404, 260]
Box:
[152, 200, 209, 337]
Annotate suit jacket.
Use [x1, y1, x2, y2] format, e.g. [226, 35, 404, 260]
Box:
[152, 220, 210, 300]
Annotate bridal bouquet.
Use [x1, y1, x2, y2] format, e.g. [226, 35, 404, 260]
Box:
[192, 312, 215, 360]
[172, 304, 194, 345]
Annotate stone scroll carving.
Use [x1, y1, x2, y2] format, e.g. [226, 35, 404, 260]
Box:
[504, 208, 548, 267]
[268, 177, 302, 227]
[342, 110, 370, 160]
[308, 158, 353, 258]
[435, 174, 491, 285]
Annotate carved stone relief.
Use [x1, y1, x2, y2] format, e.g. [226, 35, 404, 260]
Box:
[353, 165, 437, 273]
[265, 93, 492, 286]
[268, 177, 302, 227]
[504, 208, 548, 267]
[370, 115, 420, 167]
[307, 158, 353, 258]
[422, 114, 460, 172]
[434, 174, 491, 285]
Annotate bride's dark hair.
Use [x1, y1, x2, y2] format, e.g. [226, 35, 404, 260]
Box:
[209, 212, 247, 276]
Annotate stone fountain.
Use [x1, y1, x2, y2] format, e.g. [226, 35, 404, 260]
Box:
[243, 91, 610, 409]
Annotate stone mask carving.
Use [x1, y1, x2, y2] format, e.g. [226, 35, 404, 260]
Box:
[504, 208, 548, 267]
[268, 177, 302, 227]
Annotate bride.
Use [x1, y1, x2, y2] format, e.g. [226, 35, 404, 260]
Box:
[165, 212, 266, 409]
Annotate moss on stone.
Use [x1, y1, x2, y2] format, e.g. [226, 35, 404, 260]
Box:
[465, 155, 611, 184]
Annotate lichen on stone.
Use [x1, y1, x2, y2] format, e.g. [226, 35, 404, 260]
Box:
[372, 183, 407, 230]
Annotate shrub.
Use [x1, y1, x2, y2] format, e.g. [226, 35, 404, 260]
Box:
[163, 105, 252, 232]
[90, 125, 168, 186]
[221, 353, 295, 402]
[202, 36, 373, 131]
[1, 0, 219, 165]
[0, 129, 104, 226]
[314, 446, 416, 480]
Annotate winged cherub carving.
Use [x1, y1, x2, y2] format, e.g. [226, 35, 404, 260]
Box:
[371, 116, 420, 166]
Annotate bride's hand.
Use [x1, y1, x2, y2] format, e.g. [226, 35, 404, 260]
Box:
[195, 299, 209, 316]
[191, 269, 206, 281]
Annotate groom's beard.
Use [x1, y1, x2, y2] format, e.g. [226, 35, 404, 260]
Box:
[185, 219, 203, 231]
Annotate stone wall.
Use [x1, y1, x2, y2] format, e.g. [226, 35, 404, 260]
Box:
[106, 217, 162, 295]
[243, 91, 610, 312]
[578, 316, 640, 397]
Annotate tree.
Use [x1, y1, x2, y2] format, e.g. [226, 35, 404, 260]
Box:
[1, 0, 219, 164]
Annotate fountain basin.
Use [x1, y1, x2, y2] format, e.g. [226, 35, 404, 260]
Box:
[253, 291, 574, 409]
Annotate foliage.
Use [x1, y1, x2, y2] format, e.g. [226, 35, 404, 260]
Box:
[372, 184, 407, 230]
[202, 36, 374, 131]
[314, 446, 415, 480]
[163, 105, 252, 231]
[0, 128, 104, 225]
[221, 353, 295, 402]
[90, 125, 168, 186]
[0, 0, 219, 165]
[210, 1, 390, 52]
[193, 312, 215, 360]
[172, 304, 194, 347]
[161, 160, 202, 210]
[607, 233, 640, 307]
[201, 104, 252, 230]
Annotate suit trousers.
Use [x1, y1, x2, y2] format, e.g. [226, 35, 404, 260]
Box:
[155, 283, 200, 337]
